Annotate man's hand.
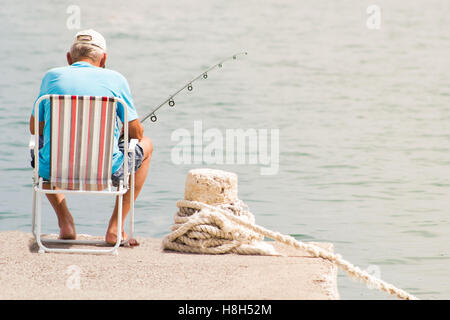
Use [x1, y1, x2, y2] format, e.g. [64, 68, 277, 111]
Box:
[127, 119, 144, 141]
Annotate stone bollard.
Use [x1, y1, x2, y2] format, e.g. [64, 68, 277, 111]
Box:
[162, 168, 278, 255]
[184, 168, 239, 205]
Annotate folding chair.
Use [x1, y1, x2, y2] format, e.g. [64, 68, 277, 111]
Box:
[30, 94, 138, 255]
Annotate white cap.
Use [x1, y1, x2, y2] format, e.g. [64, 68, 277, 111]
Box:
[72, 29, 107, 52]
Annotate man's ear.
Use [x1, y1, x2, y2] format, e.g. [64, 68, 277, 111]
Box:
[100, 53, 107, 68]
[67, 52, 73, 65]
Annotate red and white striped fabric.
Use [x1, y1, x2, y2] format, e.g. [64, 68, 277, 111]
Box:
[49, 95, 117, 191]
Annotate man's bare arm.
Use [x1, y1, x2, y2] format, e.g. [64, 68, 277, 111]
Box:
[128, 119, 144, 141]
[29, 115, 44, 135]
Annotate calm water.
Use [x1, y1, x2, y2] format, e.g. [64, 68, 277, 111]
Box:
[1, 0, 449, 299]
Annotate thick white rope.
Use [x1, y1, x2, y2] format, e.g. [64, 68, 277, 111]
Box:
[162, 199, 418, 300]
[163, 200, 277, 255]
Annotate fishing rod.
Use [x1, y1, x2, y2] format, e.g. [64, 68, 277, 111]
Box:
[140, 51, 248, 124]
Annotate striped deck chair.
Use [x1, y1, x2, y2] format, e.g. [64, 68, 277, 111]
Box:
[30, 94, 138, 255]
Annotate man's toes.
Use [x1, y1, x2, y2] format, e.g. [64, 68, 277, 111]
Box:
[128, 238, 140, 247]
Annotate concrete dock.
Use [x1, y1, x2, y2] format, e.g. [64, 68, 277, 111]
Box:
[0, 231, 339, 299]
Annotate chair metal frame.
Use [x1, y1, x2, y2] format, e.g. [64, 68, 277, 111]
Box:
[30, 94, 138, 255]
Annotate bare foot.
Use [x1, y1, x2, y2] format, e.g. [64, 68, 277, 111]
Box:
[127, 238, 140, 247]
[58, 223, 76, 240]
[105, 230, 140, 247]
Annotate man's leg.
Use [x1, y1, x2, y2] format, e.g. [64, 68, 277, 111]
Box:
[43, 184, 76, 239]
[105, 136, 153, 245]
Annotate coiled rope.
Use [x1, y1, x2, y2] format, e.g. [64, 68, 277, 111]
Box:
[162, 199, 418, 300]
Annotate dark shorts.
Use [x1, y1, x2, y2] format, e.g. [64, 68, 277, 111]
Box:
[111, 138, 144, 187]
[30, 137, 144, 187]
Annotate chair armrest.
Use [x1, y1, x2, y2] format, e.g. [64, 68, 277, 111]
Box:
[128, 139, 139, 153]
[29, 135, 35, 150]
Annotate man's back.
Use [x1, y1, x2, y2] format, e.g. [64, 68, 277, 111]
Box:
[34, 61, 138, 179]
[42, 61, 131, 98]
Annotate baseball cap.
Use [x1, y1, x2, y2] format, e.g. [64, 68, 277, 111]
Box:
[72, 29, 107, 52]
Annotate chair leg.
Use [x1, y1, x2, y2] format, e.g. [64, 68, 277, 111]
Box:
[129, 153, 136, 241]
[31, 186, 36, 238]
[36, 180, 46, 254]
[112, 181, 124, 255]
[129, 199, 134, 241]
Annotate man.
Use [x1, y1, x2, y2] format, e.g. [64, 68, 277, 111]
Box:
[29, 29, 153, 246]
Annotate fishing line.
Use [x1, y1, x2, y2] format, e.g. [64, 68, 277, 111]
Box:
[140, 52, 248, 124]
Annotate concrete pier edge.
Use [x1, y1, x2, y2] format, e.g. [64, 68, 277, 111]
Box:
[0, 231, 339, 299]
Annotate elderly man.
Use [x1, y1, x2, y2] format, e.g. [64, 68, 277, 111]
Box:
[29, 29, 153, 246]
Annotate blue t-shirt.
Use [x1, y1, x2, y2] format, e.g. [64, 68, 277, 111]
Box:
[32, 61, 138, 180]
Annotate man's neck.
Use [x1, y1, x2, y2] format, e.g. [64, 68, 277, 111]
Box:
[73, 58, 100, 67]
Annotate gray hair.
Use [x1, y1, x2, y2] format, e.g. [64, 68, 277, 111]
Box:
[69, 42, 104, 63]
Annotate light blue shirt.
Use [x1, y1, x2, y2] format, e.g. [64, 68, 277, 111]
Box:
[32, 61, 138, 179]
